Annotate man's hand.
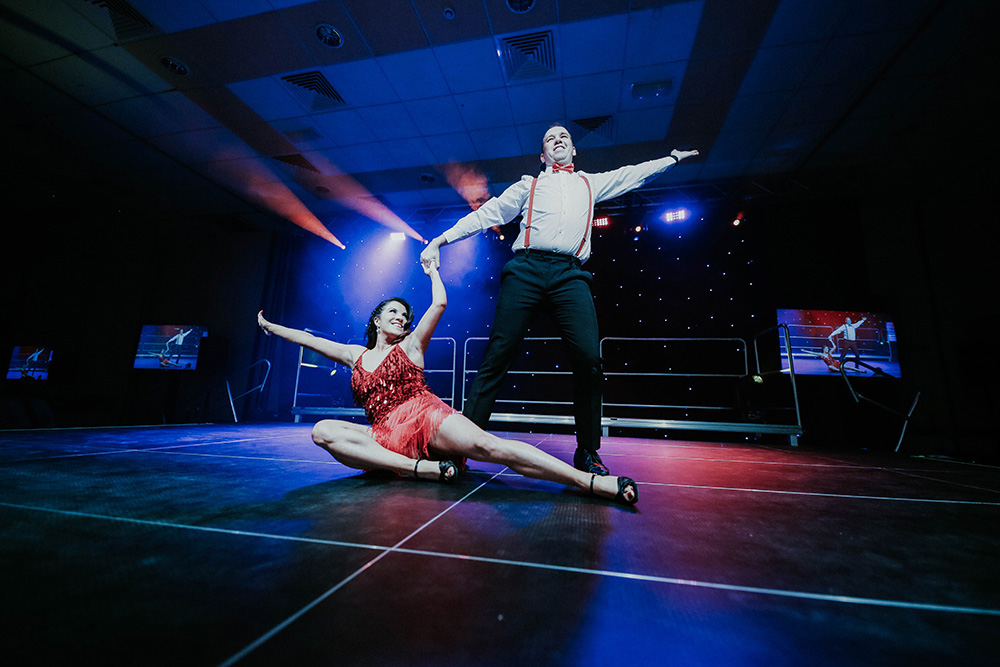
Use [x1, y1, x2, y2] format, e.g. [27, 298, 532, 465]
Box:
[670, 149, 700, 162]
[420, 237, 443, 270]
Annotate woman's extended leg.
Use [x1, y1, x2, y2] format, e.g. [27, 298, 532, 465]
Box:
[312, 419, 456, 482]
[429, 414, 636, 504]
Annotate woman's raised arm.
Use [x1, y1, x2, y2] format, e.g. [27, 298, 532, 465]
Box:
[258, 310, 364, 368]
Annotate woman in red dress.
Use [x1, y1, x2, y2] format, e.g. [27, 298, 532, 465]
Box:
[257, 261, 637, 505]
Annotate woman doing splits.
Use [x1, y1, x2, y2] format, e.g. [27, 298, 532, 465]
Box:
[257, 261, 637, 505]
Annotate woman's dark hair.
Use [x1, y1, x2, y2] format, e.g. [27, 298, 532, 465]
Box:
[364, 297, 414, 349]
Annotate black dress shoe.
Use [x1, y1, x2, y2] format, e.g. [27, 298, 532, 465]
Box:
[574, 448, 610, 476]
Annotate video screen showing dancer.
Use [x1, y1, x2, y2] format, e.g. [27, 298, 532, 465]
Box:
[777, 309, 901, 377]
[133, 325, 205, 370]
[6, 346, 52, 380]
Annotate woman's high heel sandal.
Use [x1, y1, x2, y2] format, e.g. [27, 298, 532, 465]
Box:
[590, 473, 639, 505]
[414, 458, 458, 483]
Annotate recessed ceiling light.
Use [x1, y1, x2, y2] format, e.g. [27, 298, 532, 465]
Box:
[315, 24, 343, 49]
[507, 0, 535, 13]
[631, 80, 673, 100]
[160, 56, 188, 76]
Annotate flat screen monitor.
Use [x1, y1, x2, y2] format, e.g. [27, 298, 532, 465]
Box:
[776, 309, 900, 377]
[133, 325, 206, 370]
[6, 346, 52, 380]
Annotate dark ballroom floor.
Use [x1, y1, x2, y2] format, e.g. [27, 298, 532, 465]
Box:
[2, 423, 998, 666]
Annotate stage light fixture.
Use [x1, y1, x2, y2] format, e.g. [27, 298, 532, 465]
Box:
[660, 208, 689, 223]
[593, 216, 610, 227]
[733, 211, 745, 226]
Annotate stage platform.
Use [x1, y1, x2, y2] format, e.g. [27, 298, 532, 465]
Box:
[2, 423, 998, 665]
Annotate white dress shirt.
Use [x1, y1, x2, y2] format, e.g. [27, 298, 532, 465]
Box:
[440, 156, 679, 263]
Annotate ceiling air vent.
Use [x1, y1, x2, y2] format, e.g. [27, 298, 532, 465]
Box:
[497, 31, 556, 83]
[73, 0, 160, 43]
[283, 127, 323, 144]
[273, 154, 320, 173]
[571, 116, 613, 142]
[281, 71, 346, 112]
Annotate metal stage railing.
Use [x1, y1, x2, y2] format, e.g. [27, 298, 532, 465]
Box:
[282, 330, 803, 445]
[838, 357, 920, 453]
[462, 332, 803, 446]
[290, 336, 457, 423]
[199, 359, 271, 423]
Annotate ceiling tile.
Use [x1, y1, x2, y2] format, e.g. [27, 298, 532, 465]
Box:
[405, 96, 465, 136]
[382, 137, 438, 168]
[434, 38, 506, 93]
[268, 117, 329, 149]
[331, 142, 397, 173]
[128, 0, 218, 32]
[704, 130, 766, 166]
[835, 0, 939, 36]
[44, 107, 133, 148]
[427, 132, 479, 164]
[149, 127, 261, 165]
[29, 46, 172, 107]
[559, 14, 627, 77]
[227, 76, 304, 121]
[737, 42, 825, 96]
[557, 0, 629, 23]
[411, 0, 492, 45]
[804, 33, 902, 87]
[322, 59, 399, 107]
[0, 0, 112, 66]
[419, 186, 467, 206]
[760, 0, 851, 48]
[278, 1, 373, 65]
[623, 3, 703, 69]
[356, 103, 421, 141]
[619, 63, 688, 111]
[454, 89, 515, 130]
[471, 126, 524, 160]
[220, 12, 317, 76]
[777, 83, 864, 126]
[760, 122, 826, 163]
[377, 50, 451, 101]
[0, 68, 80, 121]
[99, 90, 222, 138]
[197, 0, 273, 22]
[515, 122, 554, 157]
[311, 108, 378, 146]
[82, 138, 181, 173]
[506, 80, 566, 125]
[563, 71, 622, 118]
[718, 92, 794, 135]
[615, 107, 674, 144]
[341, 0, 428, 56]
[167, 23, 267, 84]
[484, 0, 558, 35]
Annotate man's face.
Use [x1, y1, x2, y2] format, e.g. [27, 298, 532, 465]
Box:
[541, 126, 576, 166]
[846, 318, 852, 325]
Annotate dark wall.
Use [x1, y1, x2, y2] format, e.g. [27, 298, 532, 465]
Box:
[1, 210, 280, 428]
[757, 164, 995, 461]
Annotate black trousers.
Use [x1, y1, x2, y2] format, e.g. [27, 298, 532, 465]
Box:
[463, 250, 603, 452]
[839, 339, 860, 364]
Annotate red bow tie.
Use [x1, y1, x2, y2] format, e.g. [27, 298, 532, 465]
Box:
[552, 163, 574, 173]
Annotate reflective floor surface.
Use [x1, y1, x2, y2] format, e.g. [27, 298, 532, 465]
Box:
[2, 423, 998, 666]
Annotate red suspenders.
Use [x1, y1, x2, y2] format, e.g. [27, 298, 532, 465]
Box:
[523, 174, 593, 258]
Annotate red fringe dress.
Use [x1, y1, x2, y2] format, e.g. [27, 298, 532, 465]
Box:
[351, 344, 459, 461]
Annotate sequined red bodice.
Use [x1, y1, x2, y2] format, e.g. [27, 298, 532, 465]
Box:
[351, 345, 432, 426]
